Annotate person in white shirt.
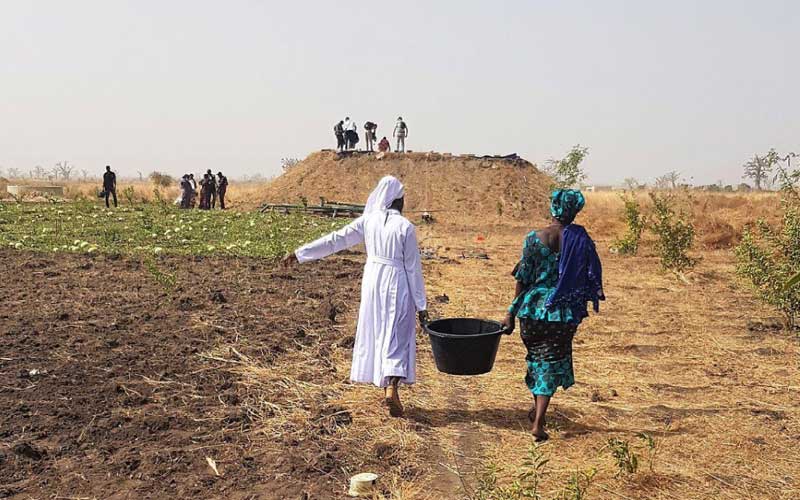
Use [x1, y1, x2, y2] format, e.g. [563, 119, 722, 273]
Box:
[283, 176, 428, 417]
[343, 117, 359, 150]
[393, 117, 408, 153]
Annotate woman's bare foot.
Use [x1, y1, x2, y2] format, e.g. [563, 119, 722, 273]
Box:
[385, 385, 404, 417]
[531, 424, 549, 442]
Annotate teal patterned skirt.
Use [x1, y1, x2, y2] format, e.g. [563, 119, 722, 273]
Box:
[520, 320, 577, 396]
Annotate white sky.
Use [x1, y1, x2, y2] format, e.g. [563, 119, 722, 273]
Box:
[1, 1, 798, 184]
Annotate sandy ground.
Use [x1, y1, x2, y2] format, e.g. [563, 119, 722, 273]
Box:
[335, 222, 800, 499]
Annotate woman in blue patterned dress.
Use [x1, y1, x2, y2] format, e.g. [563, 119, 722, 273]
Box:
[501, 189, 604, 441]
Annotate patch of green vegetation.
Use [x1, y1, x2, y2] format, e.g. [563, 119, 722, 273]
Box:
[472, 445, 549, 500]
[648, 191, 696, 272]
[612, 192, 646, 255]
[606, 438, 638, 476]
[466, 446, 596, 500]
[0, 202, 346, 259]
[736, 166, 800, 328]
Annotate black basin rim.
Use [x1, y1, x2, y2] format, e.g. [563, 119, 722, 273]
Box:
[424, 318, 504, 339]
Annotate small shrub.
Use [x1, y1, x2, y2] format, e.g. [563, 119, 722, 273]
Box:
[636, 432, 658, 473]
[152, 188, 171, 213]
[122, 186, 136, 205]
[649, 192, 696, 272]
[557, 468, 596, 500]
[606, 438, 638, 476]
[735, 175, 800, 328]
[144, 258, 177, 292]
[612, 193, 646, 255]
[469, 445, 548, 500]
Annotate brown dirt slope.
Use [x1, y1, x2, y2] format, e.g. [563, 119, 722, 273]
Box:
[261, 151, 553, 225]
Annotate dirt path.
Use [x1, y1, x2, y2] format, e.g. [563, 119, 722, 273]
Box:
[394, 225, 800, 499]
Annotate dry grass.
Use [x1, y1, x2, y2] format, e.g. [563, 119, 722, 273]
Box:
[0, 178, 269, 210]
[281, 191, 799, 499]
[580, 191, 781, 250]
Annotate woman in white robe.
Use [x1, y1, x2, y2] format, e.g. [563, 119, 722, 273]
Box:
[283, 176, 427, 417]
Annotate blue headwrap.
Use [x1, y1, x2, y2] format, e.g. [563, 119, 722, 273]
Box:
[550, 189, 585, 225]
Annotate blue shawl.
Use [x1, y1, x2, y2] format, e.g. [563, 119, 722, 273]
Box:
[545, 224, 604, 323]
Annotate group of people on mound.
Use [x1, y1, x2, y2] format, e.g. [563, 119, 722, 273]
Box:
[179, 170, 228, 210]
[283, 178, 604, 441]
[333, 117, 409, 153]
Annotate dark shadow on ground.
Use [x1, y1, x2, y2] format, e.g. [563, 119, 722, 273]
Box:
[406, 405, 685, 438]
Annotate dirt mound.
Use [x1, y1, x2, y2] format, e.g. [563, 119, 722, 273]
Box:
[261, 151, 553, 226]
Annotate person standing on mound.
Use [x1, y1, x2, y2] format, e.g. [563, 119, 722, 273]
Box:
[393, 116, 408, 152]
[283, 176, 428, 417]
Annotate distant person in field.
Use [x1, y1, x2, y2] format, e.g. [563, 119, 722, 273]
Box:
[364, 121, 378, 152]
[393, 116, 408, 153]
[501, 189, 604, 442]
[216, 171, 228, 209]
[199, 173, 211, 209]
[179, 175, 193, 209]
[188, 173, 198, 208]
[102, 165, 117, 208]
[206, 169, 218, 208]
[378, 136, 391, 153]
[334, 120, 345, 152]
[283, 176, 428, 418]
[343, 117, 359, 150]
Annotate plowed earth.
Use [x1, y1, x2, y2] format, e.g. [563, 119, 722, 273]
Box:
[0, 249, 362, 499]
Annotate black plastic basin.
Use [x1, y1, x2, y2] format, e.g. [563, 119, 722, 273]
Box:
[423, 318, 506, 375]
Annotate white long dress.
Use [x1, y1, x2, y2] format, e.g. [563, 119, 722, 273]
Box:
[295, 209, 427, 387]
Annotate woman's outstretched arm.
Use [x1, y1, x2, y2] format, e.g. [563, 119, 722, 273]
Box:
[292, 216, 366, 263]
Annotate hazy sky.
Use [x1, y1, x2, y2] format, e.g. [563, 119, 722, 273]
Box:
[2, 1, 798, 184]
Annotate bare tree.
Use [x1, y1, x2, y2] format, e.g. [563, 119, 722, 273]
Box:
[7, 167, 21, 179]
[137, 171, 143, 181]
[654, 171, 680, 190]
[81, 169, 89, 180]
[31, 165, 46, 179]
[54, 161, 75, 181]
[623, 177, 642, 190]
[281, 158, 301, 172]
[743, 149, 780, 190]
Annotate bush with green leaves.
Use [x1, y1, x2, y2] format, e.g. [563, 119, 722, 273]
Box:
[648, 191, 696, 272]
[545, 145, 589, 189]
[612, 193, 646, 255]
[735, 172, 800, 328]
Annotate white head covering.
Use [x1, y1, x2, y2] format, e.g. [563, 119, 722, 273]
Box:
[364, 176, 405, 214]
